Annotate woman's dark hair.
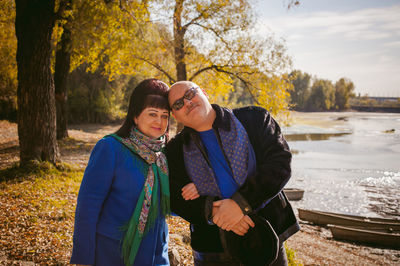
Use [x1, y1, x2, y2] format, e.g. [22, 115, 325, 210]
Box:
[115, 78, 170, 137]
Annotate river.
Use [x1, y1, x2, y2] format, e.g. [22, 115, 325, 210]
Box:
[282, 111, 400, 219]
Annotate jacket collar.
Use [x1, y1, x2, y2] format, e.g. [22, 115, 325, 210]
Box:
[181, 104, 232, 144]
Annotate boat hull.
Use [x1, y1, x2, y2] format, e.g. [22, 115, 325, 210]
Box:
[283, 188, 304, 201]
[298, 209, 400, 231]
[330, 225, 400, 248]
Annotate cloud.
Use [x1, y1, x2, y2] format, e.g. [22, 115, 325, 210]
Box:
[255, 3, 400, 96]
[258, 4, 400, 42]
[383, 41, 400, 48]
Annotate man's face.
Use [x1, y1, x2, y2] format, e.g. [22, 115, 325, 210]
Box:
[169, 82, 211, 129]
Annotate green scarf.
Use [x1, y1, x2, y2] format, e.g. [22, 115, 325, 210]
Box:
[108, 127, 170, 266]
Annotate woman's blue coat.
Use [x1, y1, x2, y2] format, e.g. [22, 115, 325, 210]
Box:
[70, 137, 169, 265]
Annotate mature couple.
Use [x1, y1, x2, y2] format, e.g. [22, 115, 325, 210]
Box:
[70, 79, 300, 266]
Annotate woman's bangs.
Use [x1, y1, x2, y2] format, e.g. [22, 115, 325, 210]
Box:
[143, 95, 170, 111]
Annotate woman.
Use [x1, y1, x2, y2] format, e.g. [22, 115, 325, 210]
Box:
[70, 79, 171, 266]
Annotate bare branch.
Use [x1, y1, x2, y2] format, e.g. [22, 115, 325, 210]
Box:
[182, 7, 209, 30]
[134, 56, 175, 84]
[217, 69, 260, 105]
[287, 0, 300, 9]
[189, 65, 260, 105]
[54, 0, 71, 21]
[190, 63, 261, 81]
[191, 22, 231, 48]
[117, 1, 145, 39]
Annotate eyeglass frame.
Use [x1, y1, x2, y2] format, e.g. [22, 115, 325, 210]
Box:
[171, 86, 198, 111]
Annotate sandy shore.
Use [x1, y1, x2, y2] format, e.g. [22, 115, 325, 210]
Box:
[167, 215, 400, 266]
[1, 121, 399, 265]
[286, 221, 399, 265]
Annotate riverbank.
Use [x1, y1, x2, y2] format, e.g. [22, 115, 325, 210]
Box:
[286, 222, 399, 265]
[1, 121, 399, 265]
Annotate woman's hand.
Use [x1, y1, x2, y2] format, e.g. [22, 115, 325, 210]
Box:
[181, 183, 200, 200]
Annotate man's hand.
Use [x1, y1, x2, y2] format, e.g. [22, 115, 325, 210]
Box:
[181, 183, 200, 200]
[212, 199, 243, 230]
[230, 215, 255, 236]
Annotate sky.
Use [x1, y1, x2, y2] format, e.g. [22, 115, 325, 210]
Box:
[254, 0, 400, 97]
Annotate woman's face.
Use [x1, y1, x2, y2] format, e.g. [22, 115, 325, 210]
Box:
[134, 107, 169, 139]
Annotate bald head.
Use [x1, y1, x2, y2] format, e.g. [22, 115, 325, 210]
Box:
[170, 81, 196, 91]
[168, 81, 215, 131]
[168, 81, 209, 107]
[169, 81, 197, 102]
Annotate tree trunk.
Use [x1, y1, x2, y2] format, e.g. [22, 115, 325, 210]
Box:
[15, 0, 60, 164]
[173, 0, 187, 82]
[173, 0, 187, 133]
[55, 18, 72, 140]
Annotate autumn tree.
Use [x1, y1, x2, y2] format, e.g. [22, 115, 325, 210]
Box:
[14, 0, 70, 164]
[307, 79, 335, 111]
[153, 0, 293, 114]
[54, 0, 73, 139]
[69, 0, 151, 76]
[289, 70, 311, 110]
[334, 78, 355, 110]
[80, 0, 293, 119]
[0, 0, 17, 121]
[52, 0, 151, 138]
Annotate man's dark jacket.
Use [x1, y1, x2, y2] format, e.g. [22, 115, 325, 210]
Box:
[166, 104, 300, 253]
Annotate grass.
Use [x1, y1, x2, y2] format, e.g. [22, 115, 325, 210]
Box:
[286, 243, 303, 266]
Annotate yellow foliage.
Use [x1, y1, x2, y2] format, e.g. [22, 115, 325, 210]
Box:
[69, 0, 153, 79]
[0, 0, 293, 123]
[0, 0, 17, 97]
[61, 0, 292, 119]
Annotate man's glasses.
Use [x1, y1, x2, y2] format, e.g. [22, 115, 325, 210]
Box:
[171, 87, 198, 111]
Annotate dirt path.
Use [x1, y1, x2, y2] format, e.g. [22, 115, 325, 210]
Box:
[1, 121, 399, 265]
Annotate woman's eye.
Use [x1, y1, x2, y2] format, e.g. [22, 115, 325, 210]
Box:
[149, 113, 156, 117]
[162, 115, 169, 119]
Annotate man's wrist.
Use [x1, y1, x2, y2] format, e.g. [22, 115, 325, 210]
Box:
[231, 192, 252, 215]
[205, 196, 216, 225]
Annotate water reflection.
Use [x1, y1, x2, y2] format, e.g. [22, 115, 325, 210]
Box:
[285, 132, 351, 141]
[285, 112, 400, 219]
[359, 173, 400, 218]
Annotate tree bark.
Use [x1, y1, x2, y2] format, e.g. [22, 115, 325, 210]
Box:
[15, 0, 60, 164]
[55, 17, 72, 140]
[173, 0, 187, 133]
[173, 0, 187, 82]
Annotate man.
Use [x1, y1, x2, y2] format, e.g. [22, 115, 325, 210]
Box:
[166, 81, 299, 266]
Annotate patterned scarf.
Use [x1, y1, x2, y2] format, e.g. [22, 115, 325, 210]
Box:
[109, 127, 170, 266]
[183, 108, 256, 197]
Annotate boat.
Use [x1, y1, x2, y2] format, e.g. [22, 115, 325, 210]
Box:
[283, 188, 304, 201]
[329, 225, 400, 248]
[298, 208, 400, 230]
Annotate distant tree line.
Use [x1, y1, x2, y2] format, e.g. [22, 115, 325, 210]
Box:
[349, 96, 400, 109]
[288, 70, 355, 111]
